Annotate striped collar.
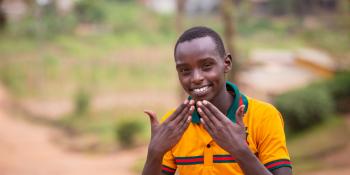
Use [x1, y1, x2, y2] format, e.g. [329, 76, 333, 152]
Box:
[189, 81, 248, 124]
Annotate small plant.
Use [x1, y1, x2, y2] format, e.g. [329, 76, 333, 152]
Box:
[115, 118, 144, 148]
[74, 88, 91, 116]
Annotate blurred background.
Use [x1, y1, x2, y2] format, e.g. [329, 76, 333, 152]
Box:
[0, 0, 349, 175]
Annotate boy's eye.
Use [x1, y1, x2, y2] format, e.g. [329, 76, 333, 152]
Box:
[179, 68, 191, 74]
[202, 63, 213, 70]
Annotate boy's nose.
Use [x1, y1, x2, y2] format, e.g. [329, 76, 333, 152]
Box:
[191, 69, 204, 84]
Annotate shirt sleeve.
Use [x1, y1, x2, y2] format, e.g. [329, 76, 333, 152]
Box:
[160, 109, 177, 175]
[256, 105, 292, 172]
[161, 150, 177, 175]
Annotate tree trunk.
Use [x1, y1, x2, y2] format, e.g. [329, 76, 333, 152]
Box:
[176, 0, 186, 34]
[176, 0, 187, 101]
[0, 0, 6, 30]
[220, 0, 237, 82]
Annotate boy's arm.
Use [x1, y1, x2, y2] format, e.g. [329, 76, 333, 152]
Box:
[142, 149, 164, 175]
[197, 101, 292, 175]
[233, 147, 292, 175]
[142, 100, 194, 175]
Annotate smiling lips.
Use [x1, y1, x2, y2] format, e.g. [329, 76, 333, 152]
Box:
[191, 85, 212, 97]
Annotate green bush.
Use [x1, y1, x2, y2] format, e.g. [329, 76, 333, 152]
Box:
[74, 88, 91, 116]
[75, 0, 106, 23]
[326, 71, 350, 112]
[115, 118, 144, 148]
[274, 86, 335, 134]
[326, 71, 350, 98]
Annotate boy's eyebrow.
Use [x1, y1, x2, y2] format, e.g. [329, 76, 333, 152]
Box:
[175, 63, 188, 68]
[175, 57, 217, 68]
[200, 57, 216, 62]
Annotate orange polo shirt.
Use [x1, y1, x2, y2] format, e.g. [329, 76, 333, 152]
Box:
[160, 96, 291, 175]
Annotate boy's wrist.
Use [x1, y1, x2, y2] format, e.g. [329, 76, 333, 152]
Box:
[148, 146, 166, 160]
[229, 143, 251, 161]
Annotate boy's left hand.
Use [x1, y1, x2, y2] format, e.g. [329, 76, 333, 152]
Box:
[197, 100, 248, 157]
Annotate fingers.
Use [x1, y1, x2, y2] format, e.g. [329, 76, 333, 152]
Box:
[179, 115, 192, 132]
[165, 99, 190, 123]
[172, 100, 195, 124]
[144, 110, 159, 129]
[235, 105, 245, 127]
[200, 118, 214, 136]
[197, 101, 221, 125]
[202, 100, 225, 121]
[197, 106, 215, 132]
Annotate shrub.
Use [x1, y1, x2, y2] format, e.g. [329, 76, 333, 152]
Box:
[115, 118, 144, 148]
[74, 88, 91, 116]
[274, 86, 335, 134]
[326, 71, 350, 112]
[75, 0, 106, 23]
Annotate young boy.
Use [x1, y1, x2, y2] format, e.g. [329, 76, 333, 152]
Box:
[142, 26, 292, 175]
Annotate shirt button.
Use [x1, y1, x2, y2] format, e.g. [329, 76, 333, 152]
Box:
[206, 144, 211, 148]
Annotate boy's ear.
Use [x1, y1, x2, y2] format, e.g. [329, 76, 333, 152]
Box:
[224, 54, 232, 73]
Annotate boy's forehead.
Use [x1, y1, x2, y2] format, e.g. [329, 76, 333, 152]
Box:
[175, 36, 220, 59]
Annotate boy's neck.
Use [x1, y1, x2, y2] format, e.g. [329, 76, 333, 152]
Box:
[210, 85, 234, 115]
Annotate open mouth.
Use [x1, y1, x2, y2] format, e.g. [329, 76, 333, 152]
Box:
[190, 85, 212, 98]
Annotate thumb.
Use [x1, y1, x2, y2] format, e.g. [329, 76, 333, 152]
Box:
[144, 110, 159, 128]
[235, 105, 245, 127]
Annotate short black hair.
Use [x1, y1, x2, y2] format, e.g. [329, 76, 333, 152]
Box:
[174, 26, 226, 58]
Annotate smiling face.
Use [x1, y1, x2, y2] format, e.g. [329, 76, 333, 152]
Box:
[175, 36, 232, 102]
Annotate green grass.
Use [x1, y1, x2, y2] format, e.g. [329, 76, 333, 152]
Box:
[288, 116, 349, 173]
[0, 31, 177, 98]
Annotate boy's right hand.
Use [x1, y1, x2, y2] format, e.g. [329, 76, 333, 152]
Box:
[144, 99, 194, 155]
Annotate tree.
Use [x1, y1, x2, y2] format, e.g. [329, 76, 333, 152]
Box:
[0, 0, 6, 30]
[220, 0, 237, 82]
[176, 0, 187, 100]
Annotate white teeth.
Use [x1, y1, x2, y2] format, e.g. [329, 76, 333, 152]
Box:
[193, 86, 209, 93]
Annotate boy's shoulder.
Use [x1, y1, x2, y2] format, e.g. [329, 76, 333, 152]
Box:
[160, 109, 176, 123]
[245, 96, 283, 125]
[246, 96, 279, 114]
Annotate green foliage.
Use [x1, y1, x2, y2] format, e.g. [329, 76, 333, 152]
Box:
[74, 88, 91, 116]
[115, 118, 144, 148]
[75, 0, 106, 23]
[274, 86, 335, 134]
[326, 71, 350, 99]
[268, 0, 294, 15]
[5, 3, 78, 38]
[325, 71, 350, 112]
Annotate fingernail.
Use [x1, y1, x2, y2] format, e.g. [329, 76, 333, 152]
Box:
[190, 100, 194, 105]
[197, 101, 202, 106]
[203, 100, 208, 105]
[197, 108, 202, 113]
[188, 116, 191, 121]
[200, 118, 204, 123]
[184, 99, 189, 104]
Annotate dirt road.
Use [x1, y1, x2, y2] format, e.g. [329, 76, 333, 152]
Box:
[0, 87, 146, 175]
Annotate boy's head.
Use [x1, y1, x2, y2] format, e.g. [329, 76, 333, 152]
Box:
[174, 26, 232, 101]
[174, 26, 226, 58]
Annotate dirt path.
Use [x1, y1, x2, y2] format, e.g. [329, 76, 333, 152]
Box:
[0, 86, 147, 175]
